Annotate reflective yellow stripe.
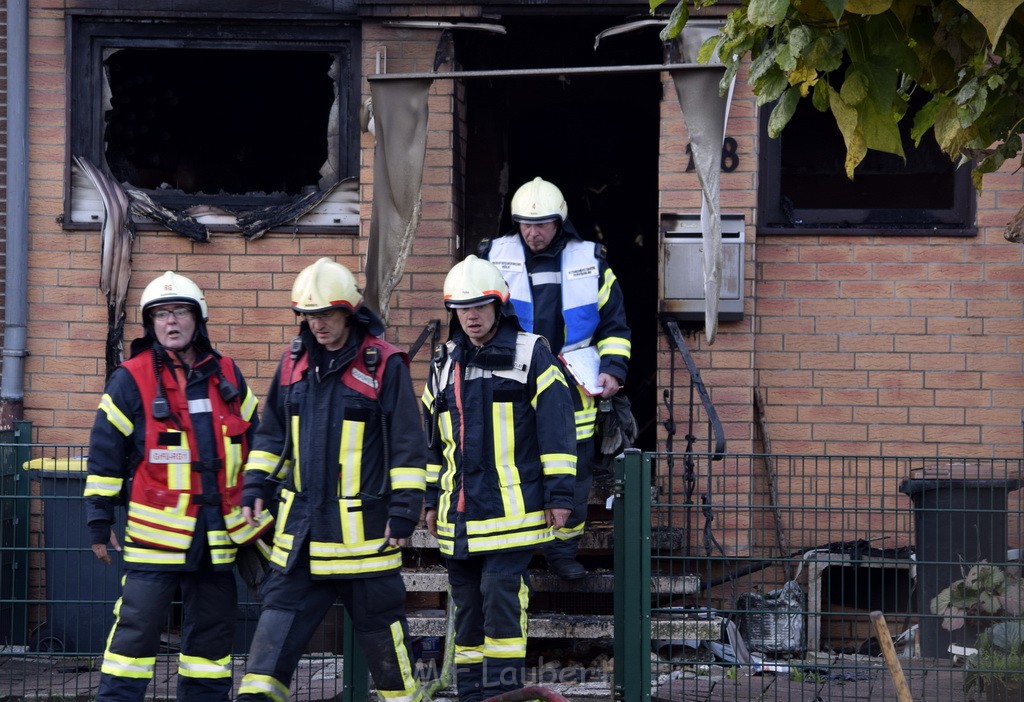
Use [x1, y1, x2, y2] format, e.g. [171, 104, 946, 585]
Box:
[99, 394, 133, 436]
[552, 521, 585, 540]
[466, 511, 546, 535]
[533, 364, 568, 408]
[309, 550, 402, 576]
[425, 462, 441, 486]
[597, 335, 631, 358]
[542, 452, 576, 477]
[84, 474, 122, 497]
[454, 645, 484, 665]
[598, 268, 615, 307]
[208, 529, 231, 547]
[240, 387, 258, 421]
[390, 466, 426, 491]
[492, 400, 524, 517]
[126, 521, 192, 550]
[238, 673, 290, 702]
[128, 498, 195, 530]
[223, 425, 242, 487]
[165, 432, 191, 491]
[468, 529, 552, 552]
[123, 545, 187, 565]
[485, 635, 526, 659]
[374, 619, 422, 702]
[438, 413, 456, 521]
[101, 650, 156, 679]
[291, 415, 302, 491]
[178, 653, 231, 679]
[244, 450, 280, 474]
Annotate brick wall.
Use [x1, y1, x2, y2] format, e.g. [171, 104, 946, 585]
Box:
[659, 61, 1024, 462]
[20, 3, 1024, 465]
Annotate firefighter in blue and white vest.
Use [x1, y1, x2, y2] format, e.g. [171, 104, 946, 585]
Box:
[84, 271, 263, 702]
[236, 258, 426, 702]
[480, 176, 631, 580]
[422, 255, 577, 702]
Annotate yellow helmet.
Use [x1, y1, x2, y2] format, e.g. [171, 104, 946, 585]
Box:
[291, 257, 363, 314]
[511, 177, 567, 224]
[140, 271, 208, 321]
[443, 255, 510, 309]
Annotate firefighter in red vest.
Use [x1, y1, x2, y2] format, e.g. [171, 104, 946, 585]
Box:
[237, 257, 426, 702]
[85, 271, 263, 702]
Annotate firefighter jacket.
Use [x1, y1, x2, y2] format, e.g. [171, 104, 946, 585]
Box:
[482, 221, 631, 442]
[242, 323, 427, 578]
[84, 345, 260, 571]
[421, 319, 577, 559]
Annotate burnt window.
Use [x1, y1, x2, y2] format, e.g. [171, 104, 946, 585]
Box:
[67, 17, 360, 225]
[758, 89, 976, 235]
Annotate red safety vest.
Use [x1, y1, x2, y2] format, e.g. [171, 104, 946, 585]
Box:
[122, 350, 261, 563]
[279, 334, 405, 398]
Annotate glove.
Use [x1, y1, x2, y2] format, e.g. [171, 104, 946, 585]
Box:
[387, 516, 417, 540]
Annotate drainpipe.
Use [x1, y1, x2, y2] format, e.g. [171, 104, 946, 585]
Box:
[1, 0, 29, 427]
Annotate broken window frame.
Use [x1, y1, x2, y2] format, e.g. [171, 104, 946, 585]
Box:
[65, 15, 361, 232]
[756, 96, 977, 236]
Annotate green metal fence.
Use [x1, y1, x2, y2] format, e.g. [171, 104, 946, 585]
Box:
[613, 449, 1024, 702]
[4, 433, 1023, 701]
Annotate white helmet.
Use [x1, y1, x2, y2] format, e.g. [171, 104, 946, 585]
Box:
[511, 177, 568, 224]
[140, 271, 208, 321]
[443, 256, 510, 309]
[291, 257, 363, 314]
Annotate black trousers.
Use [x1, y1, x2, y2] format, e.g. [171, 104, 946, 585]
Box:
[237, 553, 418, 702]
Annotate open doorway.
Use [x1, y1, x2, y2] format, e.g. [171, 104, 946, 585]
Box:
[457, 15, 663, 451]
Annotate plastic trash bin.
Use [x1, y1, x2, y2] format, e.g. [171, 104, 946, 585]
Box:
[900, 477, 1022, 659]
[25, 457, 125, 655]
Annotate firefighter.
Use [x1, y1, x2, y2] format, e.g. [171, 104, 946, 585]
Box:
[84, 271, 263, 702]
[480, 176, 632, 580]
[236, 257, 425, 702]
[422, 255, 577, 701]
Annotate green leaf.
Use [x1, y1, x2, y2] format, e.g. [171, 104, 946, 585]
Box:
[697, 34, 721, 64]
[818, 0, 846, 21]
[840, 69, 869, 105]
[846, 0, 893, 15]
[828, 88, 869, 177]
[658, 0, 690, 42]
[811, 79, 831, 111]
[748, 0, 790, 27]
[957, 0, 1022, 47]
[768, 86, 802, 136]
[910, 97, 941, 145]
[755, 66, 791, 105]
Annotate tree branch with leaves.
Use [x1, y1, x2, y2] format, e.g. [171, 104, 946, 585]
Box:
[653, 0, 1024, 240]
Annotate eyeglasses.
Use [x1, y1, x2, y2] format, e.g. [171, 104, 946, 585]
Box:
[301, 310, 340, 321]
[151, 307, 193, 322]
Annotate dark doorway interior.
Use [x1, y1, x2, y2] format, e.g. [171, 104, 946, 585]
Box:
[457, 16, 663, 450]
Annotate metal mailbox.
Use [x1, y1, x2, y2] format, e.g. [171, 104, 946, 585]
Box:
[660, 213, 745, 322]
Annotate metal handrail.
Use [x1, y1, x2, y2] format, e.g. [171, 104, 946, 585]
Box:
[660, 315, 726, 459]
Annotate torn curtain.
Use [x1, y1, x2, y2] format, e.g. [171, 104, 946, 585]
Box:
[670, 65, 731, 345]
[364, 78, 433, 321]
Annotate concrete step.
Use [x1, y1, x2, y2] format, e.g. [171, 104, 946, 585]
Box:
[405, 523, 686, 552]
[407, 611, 723, 640]
[402, 567, 701, 595]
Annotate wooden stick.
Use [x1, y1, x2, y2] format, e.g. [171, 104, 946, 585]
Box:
[870, 611, 914, 702]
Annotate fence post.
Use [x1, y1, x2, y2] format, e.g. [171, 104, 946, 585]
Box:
[0, 420, 31, 646]
[341, 609, 370, 702]
[613, 448, 651, 700]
